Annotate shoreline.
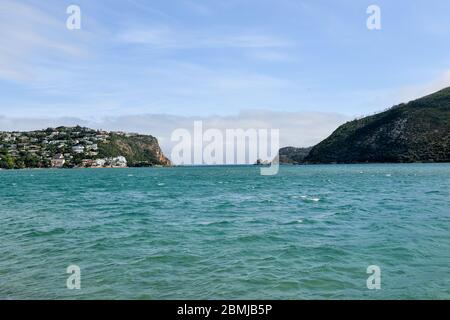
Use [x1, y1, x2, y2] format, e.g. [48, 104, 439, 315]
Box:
[1, 162, 449, 171]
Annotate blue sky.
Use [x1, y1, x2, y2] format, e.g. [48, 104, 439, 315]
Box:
[0, 0, 449, 122]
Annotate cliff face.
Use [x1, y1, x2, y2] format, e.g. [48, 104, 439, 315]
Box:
[304, 87, 450, 163]
[0, 126, 171, 169]
[279, 146, 312, 164]
[98, 133, 172, 167]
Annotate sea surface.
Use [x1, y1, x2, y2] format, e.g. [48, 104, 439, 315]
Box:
[0, 164, 449, 299]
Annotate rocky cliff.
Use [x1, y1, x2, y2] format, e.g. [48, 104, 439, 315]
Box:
[98, 133, 172, 167]
[279, 146, 312, 164]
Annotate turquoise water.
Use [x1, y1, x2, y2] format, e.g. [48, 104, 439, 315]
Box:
[0, 164, 449, 299]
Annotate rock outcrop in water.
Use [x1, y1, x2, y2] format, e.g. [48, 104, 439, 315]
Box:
[285, 87, 450, 164]
[0, 126, 171, 169]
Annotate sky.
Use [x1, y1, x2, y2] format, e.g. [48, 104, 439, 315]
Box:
[0, 0, 450, 153]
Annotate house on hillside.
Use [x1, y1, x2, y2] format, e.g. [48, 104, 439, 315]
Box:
[72, 145, 85, 153]
[51, 154, 65, 168]
[111, 156, 127, 167]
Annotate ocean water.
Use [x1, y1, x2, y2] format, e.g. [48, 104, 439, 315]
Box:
[0, 164, 449, 300]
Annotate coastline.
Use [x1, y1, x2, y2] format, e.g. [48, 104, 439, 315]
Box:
[2, 161, 450, 171]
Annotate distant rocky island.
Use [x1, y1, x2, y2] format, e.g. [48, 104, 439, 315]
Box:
[0, 126, 171, 169]
[280, 87, 450, 164]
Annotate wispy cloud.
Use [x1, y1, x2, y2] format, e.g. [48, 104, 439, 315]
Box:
[117, 26, 293, 49]
[0, 0, 88, 82]
[1, 0, 449, 122]
[394, 69, 450, 103]
[247, 50, 294, 62]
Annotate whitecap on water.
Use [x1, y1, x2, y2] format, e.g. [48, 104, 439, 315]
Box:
[281, 219, 304, 225]
[303, 196, 320, 202]
[296, 195, 320, 202]
[157, 183, 165, 186]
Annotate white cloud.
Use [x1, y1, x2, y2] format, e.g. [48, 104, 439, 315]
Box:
[394, 70, 450, 104]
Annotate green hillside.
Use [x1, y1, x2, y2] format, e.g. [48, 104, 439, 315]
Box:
[304, 87, 450, 163]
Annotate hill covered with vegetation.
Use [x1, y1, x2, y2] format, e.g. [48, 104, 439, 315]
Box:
[279, 146, 312, 164]
[303, 87, 450, 163]
[0, 126, 171, 169]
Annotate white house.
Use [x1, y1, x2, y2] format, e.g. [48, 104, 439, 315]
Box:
[51, 154, 65, 168]
[72, 145, 85, 153]
[94, 159, 106, 167]
[111, 156, 127, 167]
